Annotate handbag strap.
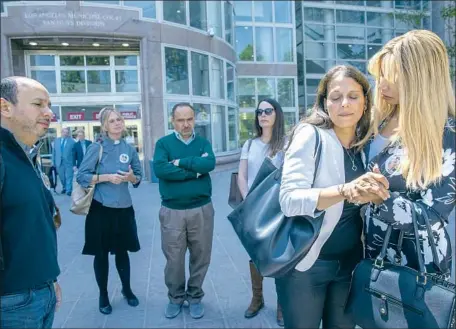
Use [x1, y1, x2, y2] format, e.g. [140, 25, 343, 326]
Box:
[310, 125, 322, 188]
[95, 143, 103, 175]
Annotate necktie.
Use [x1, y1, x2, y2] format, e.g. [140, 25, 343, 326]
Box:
[60, 138, 65, 153]
[82, 141, 86, 155]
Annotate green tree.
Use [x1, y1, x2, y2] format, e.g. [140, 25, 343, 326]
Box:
[239, 44, 254, 61]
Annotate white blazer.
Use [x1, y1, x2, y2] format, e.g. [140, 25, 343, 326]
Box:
[279, 123, 366, 272]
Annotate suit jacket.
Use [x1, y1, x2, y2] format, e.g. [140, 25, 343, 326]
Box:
[52, 137, 76, 167]
[73, 139, 92, 168]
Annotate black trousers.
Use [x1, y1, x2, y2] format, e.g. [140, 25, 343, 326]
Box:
[275, 256, 359, 329]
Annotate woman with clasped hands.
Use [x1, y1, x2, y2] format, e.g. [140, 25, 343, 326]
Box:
[77, 107, 142, 315]
[276, 65, 389, 329]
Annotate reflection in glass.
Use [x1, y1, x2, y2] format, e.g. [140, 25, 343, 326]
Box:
[338, 60, 367, 74]
[335, 0, 364, 5]
[239, 112, 255, 145]
[236, 26, 254, 61]
[31, 71, 57, 93]
[207, 1, 222, 37]
[228, 107, 237, 150]
[255, 27, 273, 61]
[307, 94, 317, 109]
[305, 41, 336, 60]
[191, 52, 210, 97]
[337, 44, 366, 60]
[212, 105, 227, 153]
[277, 79, 295, 107]
[226, 63, 235, 102]
[60, 55, 84, 66]
[336, 26, 365, 43]
[124, 1, 156, 19]
[86, 56, 110, 66]
[115, 56, 138, 66]
[87, 70, 111, 92]
[211, 58, 225, 99]
[224, 1, 234, 44]
[124, 125, 140, 153]
[238, 78, 256, 108]
[306, 60, 331, 74]
[367, 28, 393, 44]
[30, 55, 55, 66]
[115, 70, 139, 92]
[190, 1, 207, 31]
[367, 45, 382, 59]
[305, 24, 334, 42]
[277, 28, 294, 62]
[304, 8, 334, 24]
[395, 0, 421, 10]
[306, 78, 320, 94]
[61, 71, 85, 93]
[336, 10, 365, 24]
[165, 47, 189, 94]
[367, 12, 392, 26]
[83, 0, 120, 4]
[234, 0, 252, 22]
[194, 103, 211, 141]
[254, 1, 272, 22]
[284, 112, 296, 134]
[257, 78, 275, 102]
[275, 1, 292, 23]
[163, 0, 186, 25]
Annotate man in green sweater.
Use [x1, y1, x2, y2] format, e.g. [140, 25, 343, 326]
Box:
[153, 103, 216, 320]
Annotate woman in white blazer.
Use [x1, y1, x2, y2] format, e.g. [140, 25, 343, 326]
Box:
[276, 65, 389, 329]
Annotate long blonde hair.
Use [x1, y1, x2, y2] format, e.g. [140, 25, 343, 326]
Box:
[361, 30, 455, 190]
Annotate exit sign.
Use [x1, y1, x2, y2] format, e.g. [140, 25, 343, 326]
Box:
[67, 112, 85, 121]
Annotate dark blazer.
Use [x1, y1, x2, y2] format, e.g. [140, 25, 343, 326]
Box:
[73, 139, 92, 168]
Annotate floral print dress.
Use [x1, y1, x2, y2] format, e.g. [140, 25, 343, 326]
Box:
[364, 117, 455, 277]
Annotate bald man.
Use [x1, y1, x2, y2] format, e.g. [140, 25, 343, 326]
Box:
[0, 76, 61, 328]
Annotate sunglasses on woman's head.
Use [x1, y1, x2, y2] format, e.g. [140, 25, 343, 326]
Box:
[256, 108, 274, 116]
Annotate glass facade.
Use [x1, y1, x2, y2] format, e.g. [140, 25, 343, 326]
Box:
[296, 0, 432, 113]
[164, 46, 238, 154]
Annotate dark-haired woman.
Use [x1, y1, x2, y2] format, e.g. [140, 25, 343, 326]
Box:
[277, 65, 389, 328]
[237, 98, 286, 326]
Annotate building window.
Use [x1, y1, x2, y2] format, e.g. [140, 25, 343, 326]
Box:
[228, 107, 238, 150]
[337, 44, 366, 60]
[115, 55, 137, 66]
[277, 78, 295, 107]
[194, 103, 211, 141]
[211, 58, 225, 99]
[226, 63, 235, 102]
[87, 70, 111, 92]
[304, 8, 334, 24]
[276, 28, 294, 62]
[275, 1, 292, 23]
[165, 47, 189, 95]
[163, 0, 186, 25]
[254, 1, 273, 23]
[30, 55, 55, 66]
[255, 27, 273, 61]
[239, 112, 256, 145]
[60, 55, 84, 66]
[224, 1, 234, 45]
[336, 10, 365, 25]
[61, 71, 86, 93]
[189, 0, 207, 31]
[124, 1, 156, 19]
[212, 105, 227, 153]
[83, 0, 120, 4]
[234, 0, 252, 22]
[191, 52, 210, 97]
[236, 26, 254, 61]
[207, 1, 222, 37]
[284, 112, 296, 135]
[257, 78, 275, 101]
[31, 71, 57, 93]
[367, 12, 392, 27]
[336, 26, 365, 43]
[86, 55, 110, 66]
[238, 78, 256, 108]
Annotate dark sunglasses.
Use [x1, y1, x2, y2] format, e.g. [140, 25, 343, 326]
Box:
[255, 108, 274, 116]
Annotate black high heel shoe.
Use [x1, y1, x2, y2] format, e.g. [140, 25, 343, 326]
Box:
[99, 294, 112, 315]
[121, 289, 139, 307]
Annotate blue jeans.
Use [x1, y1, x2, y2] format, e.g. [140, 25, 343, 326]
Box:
[0, 282, 56, 329]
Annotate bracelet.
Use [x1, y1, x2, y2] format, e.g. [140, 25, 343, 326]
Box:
[337, 184, 346, 198]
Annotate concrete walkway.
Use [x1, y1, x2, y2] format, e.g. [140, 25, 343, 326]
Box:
[52, 170, 282, 328]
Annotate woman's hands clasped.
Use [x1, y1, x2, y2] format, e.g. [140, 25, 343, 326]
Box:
[342, 165, 390, 205]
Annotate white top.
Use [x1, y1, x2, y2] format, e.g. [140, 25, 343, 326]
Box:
[240, 138, 284, 191]
[279, 124, 367, 272]
[368, 133, 389, 161]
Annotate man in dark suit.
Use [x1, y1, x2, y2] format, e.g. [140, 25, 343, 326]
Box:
[52, 127, 75, 196]
[73, 130, 92, 170]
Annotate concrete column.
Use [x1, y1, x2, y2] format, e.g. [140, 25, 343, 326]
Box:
[324, 9, 335, 69]
[0, 35, 12, 78]
[381, 0, 393, 44]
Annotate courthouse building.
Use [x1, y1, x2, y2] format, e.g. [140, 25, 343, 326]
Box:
[0, 0, 446, 178]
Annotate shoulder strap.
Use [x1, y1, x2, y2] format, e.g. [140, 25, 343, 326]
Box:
[311, 126, 322, 187]
[247, 138, 253, 152]
[95, 143, 103, 174]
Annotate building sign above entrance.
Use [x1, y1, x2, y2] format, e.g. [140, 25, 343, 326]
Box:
[121, 111, 137, 119]
[67, 112, 85, 121]
[23, 11, 123, 29]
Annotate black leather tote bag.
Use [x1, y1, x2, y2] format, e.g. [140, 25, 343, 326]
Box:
[227, 126, 324, 278]
[346, 201, 456, 329]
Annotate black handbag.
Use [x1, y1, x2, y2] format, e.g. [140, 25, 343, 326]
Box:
[227, 126, 323, 278]
[228, 139, 253, 209]
[346, 201, 456, 329]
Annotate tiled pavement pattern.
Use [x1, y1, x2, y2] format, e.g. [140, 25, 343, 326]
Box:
[52, 169, 455, 328]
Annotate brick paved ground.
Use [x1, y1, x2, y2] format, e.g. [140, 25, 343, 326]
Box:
[51, 169, 455, 328]
[52, 169, 284, 328]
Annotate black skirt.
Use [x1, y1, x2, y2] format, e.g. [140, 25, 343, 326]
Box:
[82, 199, 141, 255]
